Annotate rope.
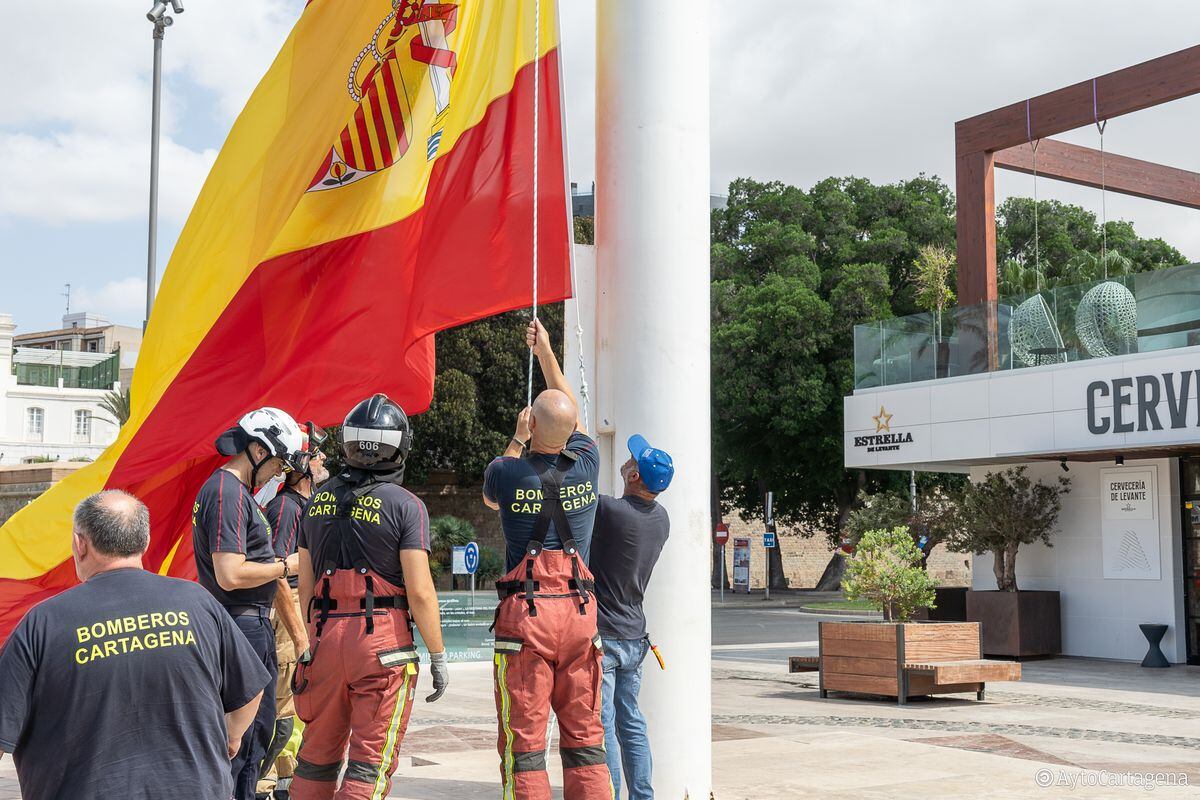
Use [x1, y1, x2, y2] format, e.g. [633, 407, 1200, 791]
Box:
[1094, 78, 1109, 278]
[521, 0, 590, 431]
[1026, 99, 1041, 293]
[526, 0, 541, 408]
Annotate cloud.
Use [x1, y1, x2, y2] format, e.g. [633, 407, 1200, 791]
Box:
[73, 277, 148, 326]
[0, 132, 215, 223]
[0, 0, 298, 226]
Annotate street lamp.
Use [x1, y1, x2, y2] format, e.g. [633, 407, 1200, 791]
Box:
[144, 0, 184, 330]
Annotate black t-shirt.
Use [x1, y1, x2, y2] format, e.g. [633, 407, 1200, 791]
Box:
[590, 495, 670, 640]
[483, 432, 600, 571]
[0, 568, 271, 800]
[192, 468, 278, 607]
[266, 488, 309, 589]
[299, 476, 430, 587]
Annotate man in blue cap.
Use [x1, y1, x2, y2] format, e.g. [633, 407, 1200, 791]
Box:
[589, 434, 674, 800]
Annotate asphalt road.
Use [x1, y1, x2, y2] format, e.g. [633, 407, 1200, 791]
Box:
[710, 606, 831, 665]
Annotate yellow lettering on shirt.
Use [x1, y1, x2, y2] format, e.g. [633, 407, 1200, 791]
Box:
[72, 609, 197, 666]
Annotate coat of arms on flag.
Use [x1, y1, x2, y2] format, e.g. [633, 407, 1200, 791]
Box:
[308, 0, 459, 192]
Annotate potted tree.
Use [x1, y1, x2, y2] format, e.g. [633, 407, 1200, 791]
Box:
[912, 244, 956, 378]
[843, 487, 969, 620]
[948, 466, 1070, 657]
[819, 527, 992, 702]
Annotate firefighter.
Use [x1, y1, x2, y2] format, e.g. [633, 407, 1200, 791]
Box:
[193, 406, 309, 800]
[258, 424, 330, 800]
[290, 394, 449, 800]
[482, 320, 608, 800]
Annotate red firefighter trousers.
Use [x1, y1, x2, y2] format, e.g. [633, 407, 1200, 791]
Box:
[493, 550, 611, 800]
[292, 570, 418, 800]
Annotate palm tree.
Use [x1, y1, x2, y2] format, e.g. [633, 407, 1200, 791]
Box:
[97, 387, 131, 427]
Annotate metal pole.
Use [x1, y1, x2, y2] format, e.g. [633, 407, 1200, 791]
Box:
[719, 544, 725, 603]
[470, 571, 475, 611]
[146, 22, 166, 330]
[910, 469, 917, 513]
[596, 0, 710, 792]
[764, 491, 773, 601]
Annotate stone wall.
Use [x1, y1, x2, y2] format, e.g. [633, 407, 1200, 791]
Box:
[718, 512, 972, 590]
[0, 463, 86, 526]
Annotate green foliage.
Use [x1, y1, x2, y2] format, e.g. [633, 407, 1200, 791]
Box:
[711, 175, 1185, 537]
[429, 515, 475, 576]
[946, 466, 1070, 592]
[99, 387, 131, 427]
[24, 455, 59, 463]
[711, 176, 958, 529]
[68, 456, 94, 463]
[911, 244, 956, 338]
[406, 304, 564, 484]
[996, 198, 1185, 294]
[842, 526, 937, 621]
[843, 484, 968, 567]
[476, 545, 504, 582]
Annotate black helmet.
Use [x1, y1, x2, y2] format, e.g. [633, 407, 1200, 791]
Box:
[341, 394, 413, 471]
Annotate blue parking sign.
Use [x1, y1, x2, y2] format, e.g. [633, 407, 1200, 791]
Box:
[464, 541, 480, 575]
[763, 531, 776, 549]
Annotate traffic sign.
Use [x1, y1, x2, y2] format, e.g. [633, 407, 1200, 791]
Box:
[463, 541, 480, 575]
[763, 530, 776, 549]
[714, 522, 729, 546]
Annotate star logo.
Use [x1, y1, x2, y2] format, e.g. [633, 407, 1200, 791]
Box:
[873, 406, 893, 433]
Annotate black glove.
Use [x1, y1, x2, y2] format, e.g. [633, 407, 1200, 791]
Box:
[426, 651, 449, 702]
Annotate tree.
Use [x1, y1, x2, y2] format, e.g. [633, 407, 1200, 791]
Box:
[98, 387, 131, 427]
[996, 197, 1184, 291]
[911, 244, 956, 340]
[842, 526, 937, 621]
[711, 175, 1186, 542]
[843, 484, 966, 569]
[711, 176, 958, 532]
[946, 466, 1070, 592]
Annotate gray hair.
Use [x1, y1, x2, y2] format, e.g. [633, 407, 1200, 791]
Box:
[73, 490, 150, 557]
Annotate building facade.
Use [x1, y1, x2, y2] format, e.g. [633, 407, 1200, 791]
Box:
[1, 314, 122, 465]
[844, 263, 1200, 664]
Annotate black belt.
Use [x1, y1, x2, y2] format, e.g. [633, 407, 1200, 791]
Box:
[496, 578, 593, 599]
[223, 604, 271, 618]
[319, 595, 409, 612]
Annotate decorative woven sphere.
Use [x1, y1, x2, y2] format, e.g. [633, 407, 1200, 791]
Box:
[1010, 294, 1066, 367]
[1076, 281, 1137, 359]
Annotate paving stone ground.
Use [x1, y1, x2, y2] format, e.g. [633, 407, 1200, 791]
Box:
[2, 656, 1197, 798]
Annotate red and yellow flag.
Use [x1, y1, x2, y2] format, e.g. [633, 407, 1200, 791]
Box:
[0, 0, 570, 640]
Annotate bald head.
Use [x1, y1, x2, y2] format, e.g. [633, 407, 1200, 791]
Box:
[74, 490, 150, 558]
[530, 389, 578, 452]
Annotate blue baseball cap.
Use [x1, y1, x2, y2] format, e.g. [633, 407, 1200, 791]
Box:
[627, 434, 675, 493]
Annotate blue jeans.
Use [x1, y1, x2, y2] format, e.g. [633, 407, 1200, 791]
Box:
[601, 637, 653, 800]
[230, 612, 276, 800]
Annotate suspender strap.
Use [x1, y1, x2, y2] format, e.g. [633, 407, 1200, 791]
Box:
[527, 450, 578, 551]
[363, 572, 375, 634]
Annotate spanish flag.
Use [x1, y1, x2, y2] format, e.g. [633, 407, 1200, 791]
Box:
[0, 0, 570, 640]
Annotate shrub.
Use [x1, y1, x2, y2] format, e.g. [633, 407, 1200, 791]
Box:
[476, 545, 504, 582]
[841, 526, 937, 621]
[947, 466, 1070, 592]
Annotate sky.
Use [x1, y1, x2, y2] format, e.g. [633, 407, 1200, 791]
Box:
[1, 1, 1197, 333]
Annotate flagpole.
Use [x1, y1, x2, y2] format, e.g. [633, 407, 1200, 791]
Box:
[596, 0, 711, 795]
[145, 2, 183, 330]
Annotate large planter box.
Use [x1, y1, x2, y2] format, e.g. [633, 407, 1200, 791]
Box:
[966, 590, 1061, 657]
[817, 621, 985, 702]
[929, 586, 969, 621]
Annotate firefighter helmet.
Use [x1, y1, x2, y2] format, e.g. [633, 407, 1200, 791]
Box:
[341, 394, 413, 471]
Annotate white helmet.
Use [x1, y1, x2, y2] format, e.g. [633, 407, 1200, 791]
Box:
[215, 407, 307, 484]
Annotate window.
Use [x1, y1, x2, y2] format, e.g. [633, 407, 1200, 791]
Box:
[86, 340, 100, 353]
[74, 409, 91, 442]
[26, 407, 44, 442]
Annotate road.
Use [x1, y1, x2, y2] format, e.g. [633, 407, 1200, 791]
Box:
[710, 606, 866, 665]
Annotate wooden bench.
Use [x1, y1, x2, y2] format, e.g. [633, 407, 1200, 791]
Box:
[791, 621, 1022, 705]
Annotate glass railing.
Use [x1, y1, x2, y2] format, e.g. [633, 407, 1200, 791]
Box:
[853, 261, 1200, 390]
[13, 350, 120, 390]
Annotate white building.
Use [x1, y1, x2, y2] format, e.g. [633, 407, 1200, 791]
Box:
[844, 263, 1200, 665]
[0, 313, 121, 465]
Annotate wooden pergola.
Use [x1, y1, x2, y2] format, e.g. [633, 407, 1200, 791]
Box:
[955, 44, 1200, 306]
